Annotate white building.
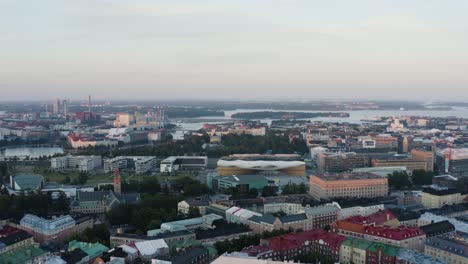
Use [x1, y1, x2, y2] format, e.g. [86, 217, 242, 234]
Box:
[226, 206, 262, 224]
[334, 202, 385, 220]
[51, 155, 102, 172]
[134, 239, 169, 260]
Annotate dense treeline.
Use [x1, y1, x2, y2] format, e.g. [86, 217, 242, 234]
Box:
[112, 132, 308, 158]
[0, 192, 69, 216]
[112, 135, 208, 157]
[281, 183, 308, 195]
[107, 194, 199, 234]
[231, 111, 349, 119]
[68, 224, 111, 246]
[166, 107, 224, 118]
[387, 170, 434, 189]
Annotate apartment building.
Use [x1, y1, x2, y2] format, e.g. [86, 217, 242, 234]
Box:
[51, 155, 102, 172]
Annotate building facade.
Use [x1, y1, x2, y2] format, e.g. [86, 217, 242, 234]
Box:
[309, 172, 388, 200]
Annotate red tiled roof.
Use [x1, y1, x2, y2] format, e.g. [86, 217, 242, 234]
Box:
[0, 225, 22, 237]
[255, 230, 346, 253]
[344, 210, 397, 226]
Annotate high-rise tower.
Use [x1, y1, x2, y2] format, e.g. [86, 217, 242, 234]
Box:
[88, 94, 92, 113]
[114, 168, 121, 195]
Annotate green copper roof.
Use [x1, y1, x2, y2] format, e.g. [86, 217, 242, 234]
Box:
[0, 244, 46, 264]
[366, 242, 401, 256]
[68, 240, 109, 259]
[342, 237, 374, 250]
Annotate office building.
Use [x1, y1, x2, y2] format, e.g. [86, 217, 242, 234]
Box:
[53, 97, 61, 114]
[318, 152, 367, 173]
[51, 155, 102, 172]
[217, 154, 306, 176]
[104, 156, 157, 174]
[411, 149, 434, 172]
[160, 156, 207, 174]
[113, 113, 135, 127]
[371, 157, 428, 172]
[436, 148, 468, 175]
[309, 172, 388, 200]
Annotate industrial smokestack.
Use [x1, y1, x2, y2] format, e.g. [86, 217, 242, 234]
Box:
[88, 94, 91, 113]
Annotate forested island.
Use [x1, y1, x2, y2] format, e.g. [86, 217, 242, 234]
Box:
[166, 107, 225, 118]
[231, 111, 350, 119]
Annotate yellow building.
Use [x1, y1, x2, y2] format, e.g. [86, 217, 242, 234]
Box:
[421, 187, 466, 209]
[309, 172, 388, 200]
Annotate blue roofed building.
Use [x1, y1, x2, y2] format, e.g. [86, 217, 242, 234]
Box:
[10, 173, 44, 191]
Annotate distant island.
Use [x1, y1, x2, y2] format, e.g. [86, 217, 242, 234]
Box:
[231, 111, 350, 119]
[166, 107, 225, 118]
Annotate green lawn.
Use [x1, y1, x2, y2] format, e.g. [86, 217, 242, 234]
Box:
[12, 165, 114, 187]
[11, 165, 199, 187]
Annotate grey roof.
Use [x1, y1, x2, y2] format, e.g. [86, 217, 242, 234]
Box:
[420, 220, 455, 237]
[77, 191, 106, 201]
[279, 213, 308, 223]
[305, 205, 340, 217]
[185, 197, 210, 207]
[117, 193, 140, 204]
[425, 231, 468, 258]
[248, 214, 276, 225]
[396, 249, 447, 264]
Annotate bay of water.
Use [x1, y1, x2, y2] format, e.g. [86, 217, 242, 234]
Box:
[172, 107, 468, 136]
[0, 147, 64, 159]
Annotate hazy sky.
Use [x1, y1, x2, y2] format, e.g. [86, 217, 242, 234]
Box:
[1, 0, 468, 101]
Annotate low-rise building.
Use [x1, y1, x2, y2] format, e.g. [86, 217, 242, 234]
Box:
[178, 197, 210, 216]
[226, 207, 262, 224]
[10, 174, 44, 191]
[421, 186, 466, 209]
[0, 225, 35, 255]
[110, 230, 196, 248]
[418, 212, 468, 233]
